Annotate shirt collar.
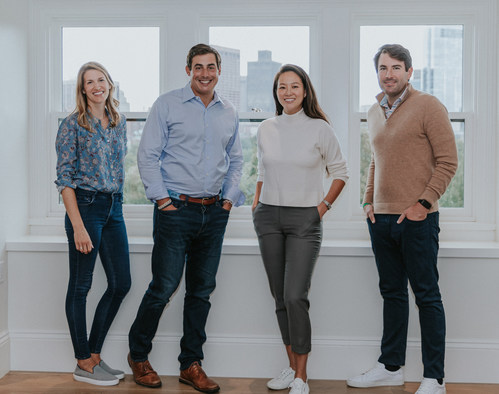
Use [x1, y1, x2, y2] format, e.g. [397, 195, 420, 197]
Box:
[182, 82, 223, 105]
[87, 108, 111, 128]
[379, 86, 409, 109]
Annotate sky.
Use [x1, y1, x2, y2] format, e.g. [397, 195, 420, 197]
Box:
[63, 27, 160, 112]
[209, 26, 310, 75]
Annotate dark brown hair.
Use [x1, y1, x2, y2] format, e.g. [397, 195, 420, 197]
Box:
[186, 43, 221, 70]
[373, 44, 413, 72]
[272, 64, 329, 124]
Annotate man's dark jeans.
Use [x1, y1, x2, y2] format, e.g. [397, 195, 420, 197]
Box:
[368, 212, 445, 379]
[129, 198, 230, 370]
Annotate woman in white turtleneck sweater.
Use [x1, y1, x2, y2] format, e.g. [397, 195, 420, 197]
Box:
[252, 64, 348, 394]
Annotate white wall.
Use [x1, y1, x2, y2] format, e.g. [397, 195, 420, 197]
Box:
[2, 0, 499, 384]
[6, 240, 499, 383]
[0, 0, 29, 379]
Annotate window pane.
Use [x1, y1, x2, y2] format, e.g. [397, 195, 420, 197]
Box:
[210, 26, 310, 205]
[359, 120, 464, 208]
[210, 26, 309, 112]
[359, 26, 463, 112]
[124, 120, 151, 205]
[359, 120, 369, 204]
[439, 121, 464, 208]
[62, 27, 159, 112]
[238, 120, 260, 205]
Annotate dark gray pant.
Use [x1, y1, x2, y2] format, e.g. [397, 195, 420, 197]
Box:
[253, 203, 322, 354]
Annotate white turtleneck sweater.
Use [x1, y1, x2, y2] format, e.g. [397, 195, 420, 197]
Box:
[256, 109, 349, 207]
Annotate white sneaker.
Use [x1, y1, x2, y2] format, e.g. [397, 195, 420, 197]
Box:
[267, 367, 295, 390]
[346, 362, 404, 388]
[289, 378, 309, 394]
[415, 378, 446, 394]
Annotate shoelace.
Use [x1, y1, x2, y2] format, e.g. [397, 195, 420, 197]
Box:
[289, 379, 306, 392]
[140, 361, 155, 375]
[278, 369, 293, 380]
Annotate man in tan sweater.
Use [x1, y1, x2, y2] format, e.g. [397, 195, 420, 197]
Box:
[347, 44, 458, 394]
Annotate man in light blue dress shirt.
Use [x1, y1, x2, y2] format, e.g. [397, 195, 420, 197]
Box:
[128, 44, 244, 393]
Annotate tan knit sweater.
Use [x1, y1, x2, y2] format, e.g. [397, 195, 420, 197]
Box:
[363, 84, 458, 214]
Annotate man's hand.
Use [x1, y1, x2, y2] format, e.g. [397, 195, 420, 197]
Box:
[364, 203, 375, 223]
[397, 202, 429, 224]
[222, 200, 232, 211]
[157, 197, 177, 211]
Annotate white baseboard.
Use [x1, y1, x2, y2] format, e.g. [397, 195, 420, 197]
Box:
[0, 330, 10, 378]
[9, 331, 499, 383]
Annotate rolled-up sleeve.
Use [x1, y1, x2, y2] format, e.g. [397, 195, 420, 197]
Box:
[55, 117, 78, 193]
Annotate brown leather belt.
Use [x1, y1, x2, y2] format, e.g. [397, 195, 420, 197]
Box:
[177, 194, 220, 205]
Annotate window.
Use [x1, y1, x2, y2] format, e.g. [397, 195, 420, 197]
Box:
[30, 1, 495, 241]
[62, 27, 159, 112]
[60, 27, 159, 205]
[209, 26, 310, 204]
[358, 25, 465, 209]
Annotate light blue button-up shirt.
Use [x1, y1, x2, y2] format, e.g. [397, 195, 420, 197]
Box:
[137, 83, 245, 206]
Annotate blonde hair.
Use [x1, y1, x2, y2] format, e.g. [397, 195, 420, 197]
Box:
[73, 62, 120, 132]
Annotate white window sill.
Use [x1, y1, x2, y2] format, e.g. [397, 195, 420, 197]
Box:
[6, 236, 499, 259]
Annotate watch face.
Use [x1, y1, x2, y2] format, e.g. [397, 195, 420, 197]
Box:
[419, 199, 431, 209]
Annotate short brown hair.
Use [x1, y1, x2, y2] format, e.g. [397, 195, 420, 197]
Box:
[186, 44, 221, 70]
[374, 44, 412, 72]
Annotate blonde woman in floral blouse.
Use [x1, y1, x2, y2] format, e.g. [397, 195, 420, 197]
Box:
[55, 62, 130, 387]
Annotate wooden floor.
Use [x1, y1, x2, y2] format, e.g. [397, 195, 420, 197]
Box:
[1, 372, 499, 394]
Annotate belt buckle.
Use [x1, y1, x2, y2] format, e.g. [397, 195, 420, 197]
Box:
[201, 197, 210, 205]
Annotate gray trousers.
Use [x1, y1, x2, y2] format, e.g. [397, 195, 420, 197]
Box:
[253, 203, 322, 354]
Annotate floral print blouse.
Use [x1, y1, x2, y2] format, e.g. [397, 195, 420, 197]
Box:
[55, 112, 127, 193]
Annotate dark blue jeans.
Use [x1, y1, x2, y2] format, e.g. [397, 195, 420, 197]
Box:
[368, 213, 445, 379]
[128, 198, 230, 370]
[65, 188, 131, 360]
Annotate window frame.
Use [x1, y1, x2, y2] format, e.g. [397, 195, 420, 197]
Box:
[199, 15, 323, 226]
[29, 0, 497, 242]
[29, 2, 168, 235]
[349, 5, 496, 241]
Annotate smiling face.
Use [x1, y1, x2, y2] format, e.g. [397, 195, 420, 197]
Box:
[186, 53, 220, 106]
[82, 69, 110, 110]
[377, 52, 413, 105]
[276, 71, 306, 115]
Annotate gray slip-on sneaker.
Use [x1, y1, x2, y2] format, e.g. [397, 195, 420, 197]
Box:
[73, 364, 119, 386]
[99, 360, 125, 379]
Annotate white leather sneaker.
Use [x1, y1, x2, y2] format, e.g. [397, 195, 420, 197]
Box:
[347, 362, 404, 388]
[289, 378, 310, 394]
[267, 367, 295, 390]
[415, 378, 446, 394]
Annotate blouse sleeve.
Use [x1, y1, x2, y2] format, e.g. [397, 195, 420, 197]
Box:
[120, 114, 128, 156]
[55, 116, 78, 192]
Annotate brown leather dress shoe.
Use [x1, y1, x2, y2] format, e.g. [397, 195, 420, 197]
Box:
[179, 361, 220, 393]
[127, 353, 162, 388]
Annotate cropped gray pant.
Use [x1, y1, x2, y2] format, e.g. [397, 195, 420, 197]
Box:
[253, 203, 322, 354]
